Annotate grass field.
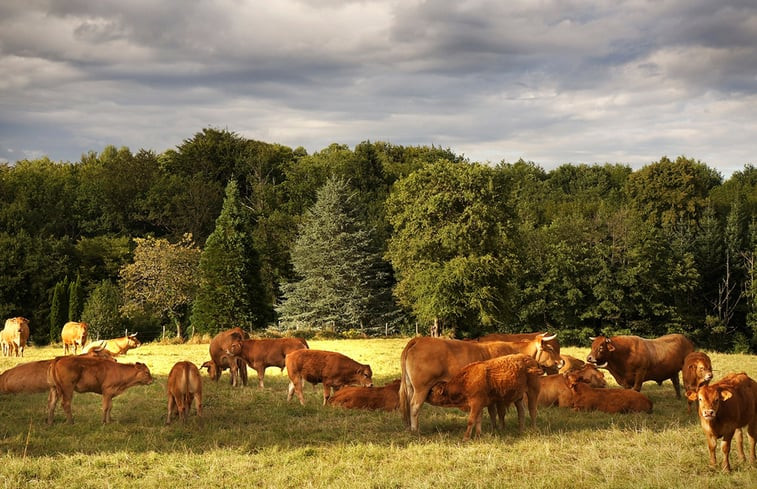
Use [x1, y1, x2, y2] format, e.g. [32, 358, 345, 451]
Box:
[1, 338, 756, 488]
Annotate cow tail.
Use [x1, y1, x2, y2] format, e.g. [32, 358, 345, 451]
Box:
[47, 358, 63, 398]
[399, 343, 413, 427]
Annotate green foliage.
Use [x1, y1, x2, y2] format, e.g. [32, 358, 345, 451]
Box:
[81, 280, 124, 339]
[67, 274, 84, 322]
[191, 180, 272, 335]
[49, 278, 69, 344]
[277, 177, 399, 331]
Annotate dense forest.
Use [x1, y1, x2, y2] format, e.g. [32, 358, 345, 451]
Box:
[1, 128, 756, 352]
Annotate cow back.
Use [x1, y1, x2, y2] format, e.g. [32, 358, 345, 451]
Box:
[0, 360, 52, 393]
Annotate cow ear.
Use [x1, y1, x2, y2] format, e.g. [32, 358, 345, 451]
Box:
[720, 390, 733, 401]
[686, 390, 698, 401]
[606, 340, 615, 351]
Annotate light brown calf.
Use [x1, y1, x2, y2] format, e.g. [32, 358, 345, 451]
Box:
[166, 361, 202, 424]
[567, 372, 653, 414]
[536, 364, 607, 408]
[687, 372, 757, 472]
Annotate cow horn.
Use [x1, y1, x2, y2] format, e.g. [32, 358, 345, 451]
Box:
[542, 334, 556, 341]
[589, 336, 597, 341]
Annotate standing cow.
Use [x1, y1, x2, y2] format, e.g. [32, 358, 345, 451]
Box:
[61, 322, 89, 355]
[202, 327, 249, 387]
[682, 351, 714, 413]
[238, 337, 309, 388]
[285, 349, 373, 405]
[2, 317, 30, 357]
[166, 361, 203, 424]
[687, 372, 757, 472]
[399, 334, 562, 432]
[586, 334, 694, 398]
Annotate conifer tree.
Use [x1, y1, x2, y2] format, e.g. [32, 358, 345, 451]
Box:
[191, 180, 271, 334]
[68, 274, 83, 321]
[277, 177, 398, 331]
[49, 277, 69, 343]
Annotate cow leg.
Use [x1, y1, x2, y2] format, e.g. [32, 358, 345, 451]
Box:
[322, 383, 332, 405]
[632, 370, 646, 392]
[257, 366, 265, 389]
[46, 388, 60, 425]
[487, 402, 502, 431]
[514, 398, 526, 433]
[194, 391, 203, 418]
[721, 432, 734, 472]
[733, 428, 746, 462]
[670, 374, 682, 399]
[237, 358, 248, 387]
[409, 387, 431, 432]
[166, 394, 175, 424]
[102, 395, 114, 424]
[61, 392, 75, 424]
[747, 422, 757, 465]
[526, 392, 538, 428]
[464, 402, 484, 441]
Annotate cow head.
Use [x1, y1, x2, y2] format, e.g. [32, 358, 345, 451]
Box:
[134, 362, 154, 385]
[586, 336, 613, 367]
[571, 364, 607, 388]
[687, 385, 732, 421]
[224, 334, 243, 357]
[353, 364, 373, 387]
[126, 333, 141, 349]
[533, 333, 564, 370]
[688, 358, 714, 387]
[201, 360, 220, 380]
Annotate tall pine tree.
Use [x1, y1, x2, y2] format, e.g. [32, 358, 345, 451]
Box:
[49, 277, 69, 343]
[277, 177, 398, 332]
[191, 180, 271, 334]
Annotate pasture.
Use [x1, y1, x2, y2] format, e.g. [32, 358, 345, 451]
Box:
[1, 338, 756, 488]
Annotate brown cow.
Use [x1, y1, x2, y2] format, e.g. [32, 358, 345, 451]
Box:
[0, 347, 116, 396]
[238, 337, 309, 388]
[61, 321, 89, 355]
[536, 364, 607, 408]
[47, 356, 153, 424]
[475, 332, 563, 371]
[285, 349, 373, 405]
[166, 361, 202, 424]
[203, 327, 249, 386]
[558, 354, 585, 374]
[399, 335, 562, 432]
[683, 351, 714, 413]
[586, 334, 694, 398]
[686, 372, 757, 472]
[426, 354, 543, 440]
[327, 379, 401, 411]
[84, 333, 141, 357]
[2, 317, 30, 357]
[567, 372, 653, 414]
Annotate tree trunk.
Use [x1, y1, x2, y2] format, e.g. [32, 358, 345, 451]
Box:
[431, 317, 440, 337]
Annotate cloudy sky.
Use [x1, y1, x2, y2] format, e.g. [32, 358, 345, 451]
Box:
[1, 0, 755, 176]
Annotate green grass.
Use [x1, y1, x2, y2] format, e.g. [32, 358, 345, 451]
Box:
[1, 340, 756, 488]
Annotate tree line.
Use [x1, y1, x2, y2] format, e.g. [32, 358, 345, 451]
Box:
[1, 128, 755, 351]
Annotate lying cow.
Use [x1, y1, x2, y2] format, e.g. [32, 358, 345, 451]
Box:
[47, 356, 153, 424]
[426, 353, 543, 440]
[203, 327, 248, 387]
[558, 354, 585, 374]
[587, 333, 694, 398]
[2, 317, 30, 357]
[166, 361, 202, 424]
[687, 372, 757, 472]
[61, 321, 89, 355]
[285, 349, 373, 405]
[400, 334, 562, 432]
[84, 333, 141, 357]
[682, 351, 714, 413]
[567, 372, 653, 414]
[536, 364, 607, 408]
[327, 379, 401, 411]
[238, 337, 309, 388]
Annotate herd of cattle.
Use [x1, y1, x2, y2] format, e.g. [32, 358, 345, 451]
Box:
[1, 317, 757, 472]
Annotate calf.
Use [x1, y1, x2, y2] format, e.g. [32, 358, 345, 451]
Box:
[537, 364, 607, 408]
[285, 349, 373, 405]
[567, 372, 653, 414]
[205, 327, 248, 386]
[166, 361, 202, 424]
[327, 379, 401, 411]
[47, 356, 153, 424]
[682, 351, 714, 413]
[426, 353, 543, 440]
[687, 372, 757, 472]
[558, 354, 585, 374]
[238, 337, 309, 388]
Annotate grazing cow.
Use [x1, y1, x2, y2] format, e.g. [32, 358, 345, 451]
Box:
[399, 335, 562, 432]
[567, 372, 653, 414]
[47, 356, 153, 424]
[426, 354, 543, 440]
[586, 334, 694, 398]
[536, 364, 607, 408]
[166, 361, 202, 424]
[687, 372, 757, 472]
[327, 379, 401, 411]
[558, 354, 585, 374]
[204, 327, 248, 387]
[683, 351, 714, 413]
[84, 333, 141, 357]
[61, 322, 89, 355]
[238, 337, 309, 388]
[2, 317, 30, 357]
[0, 347, 116, 396]
[285, 349, 373, 405]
